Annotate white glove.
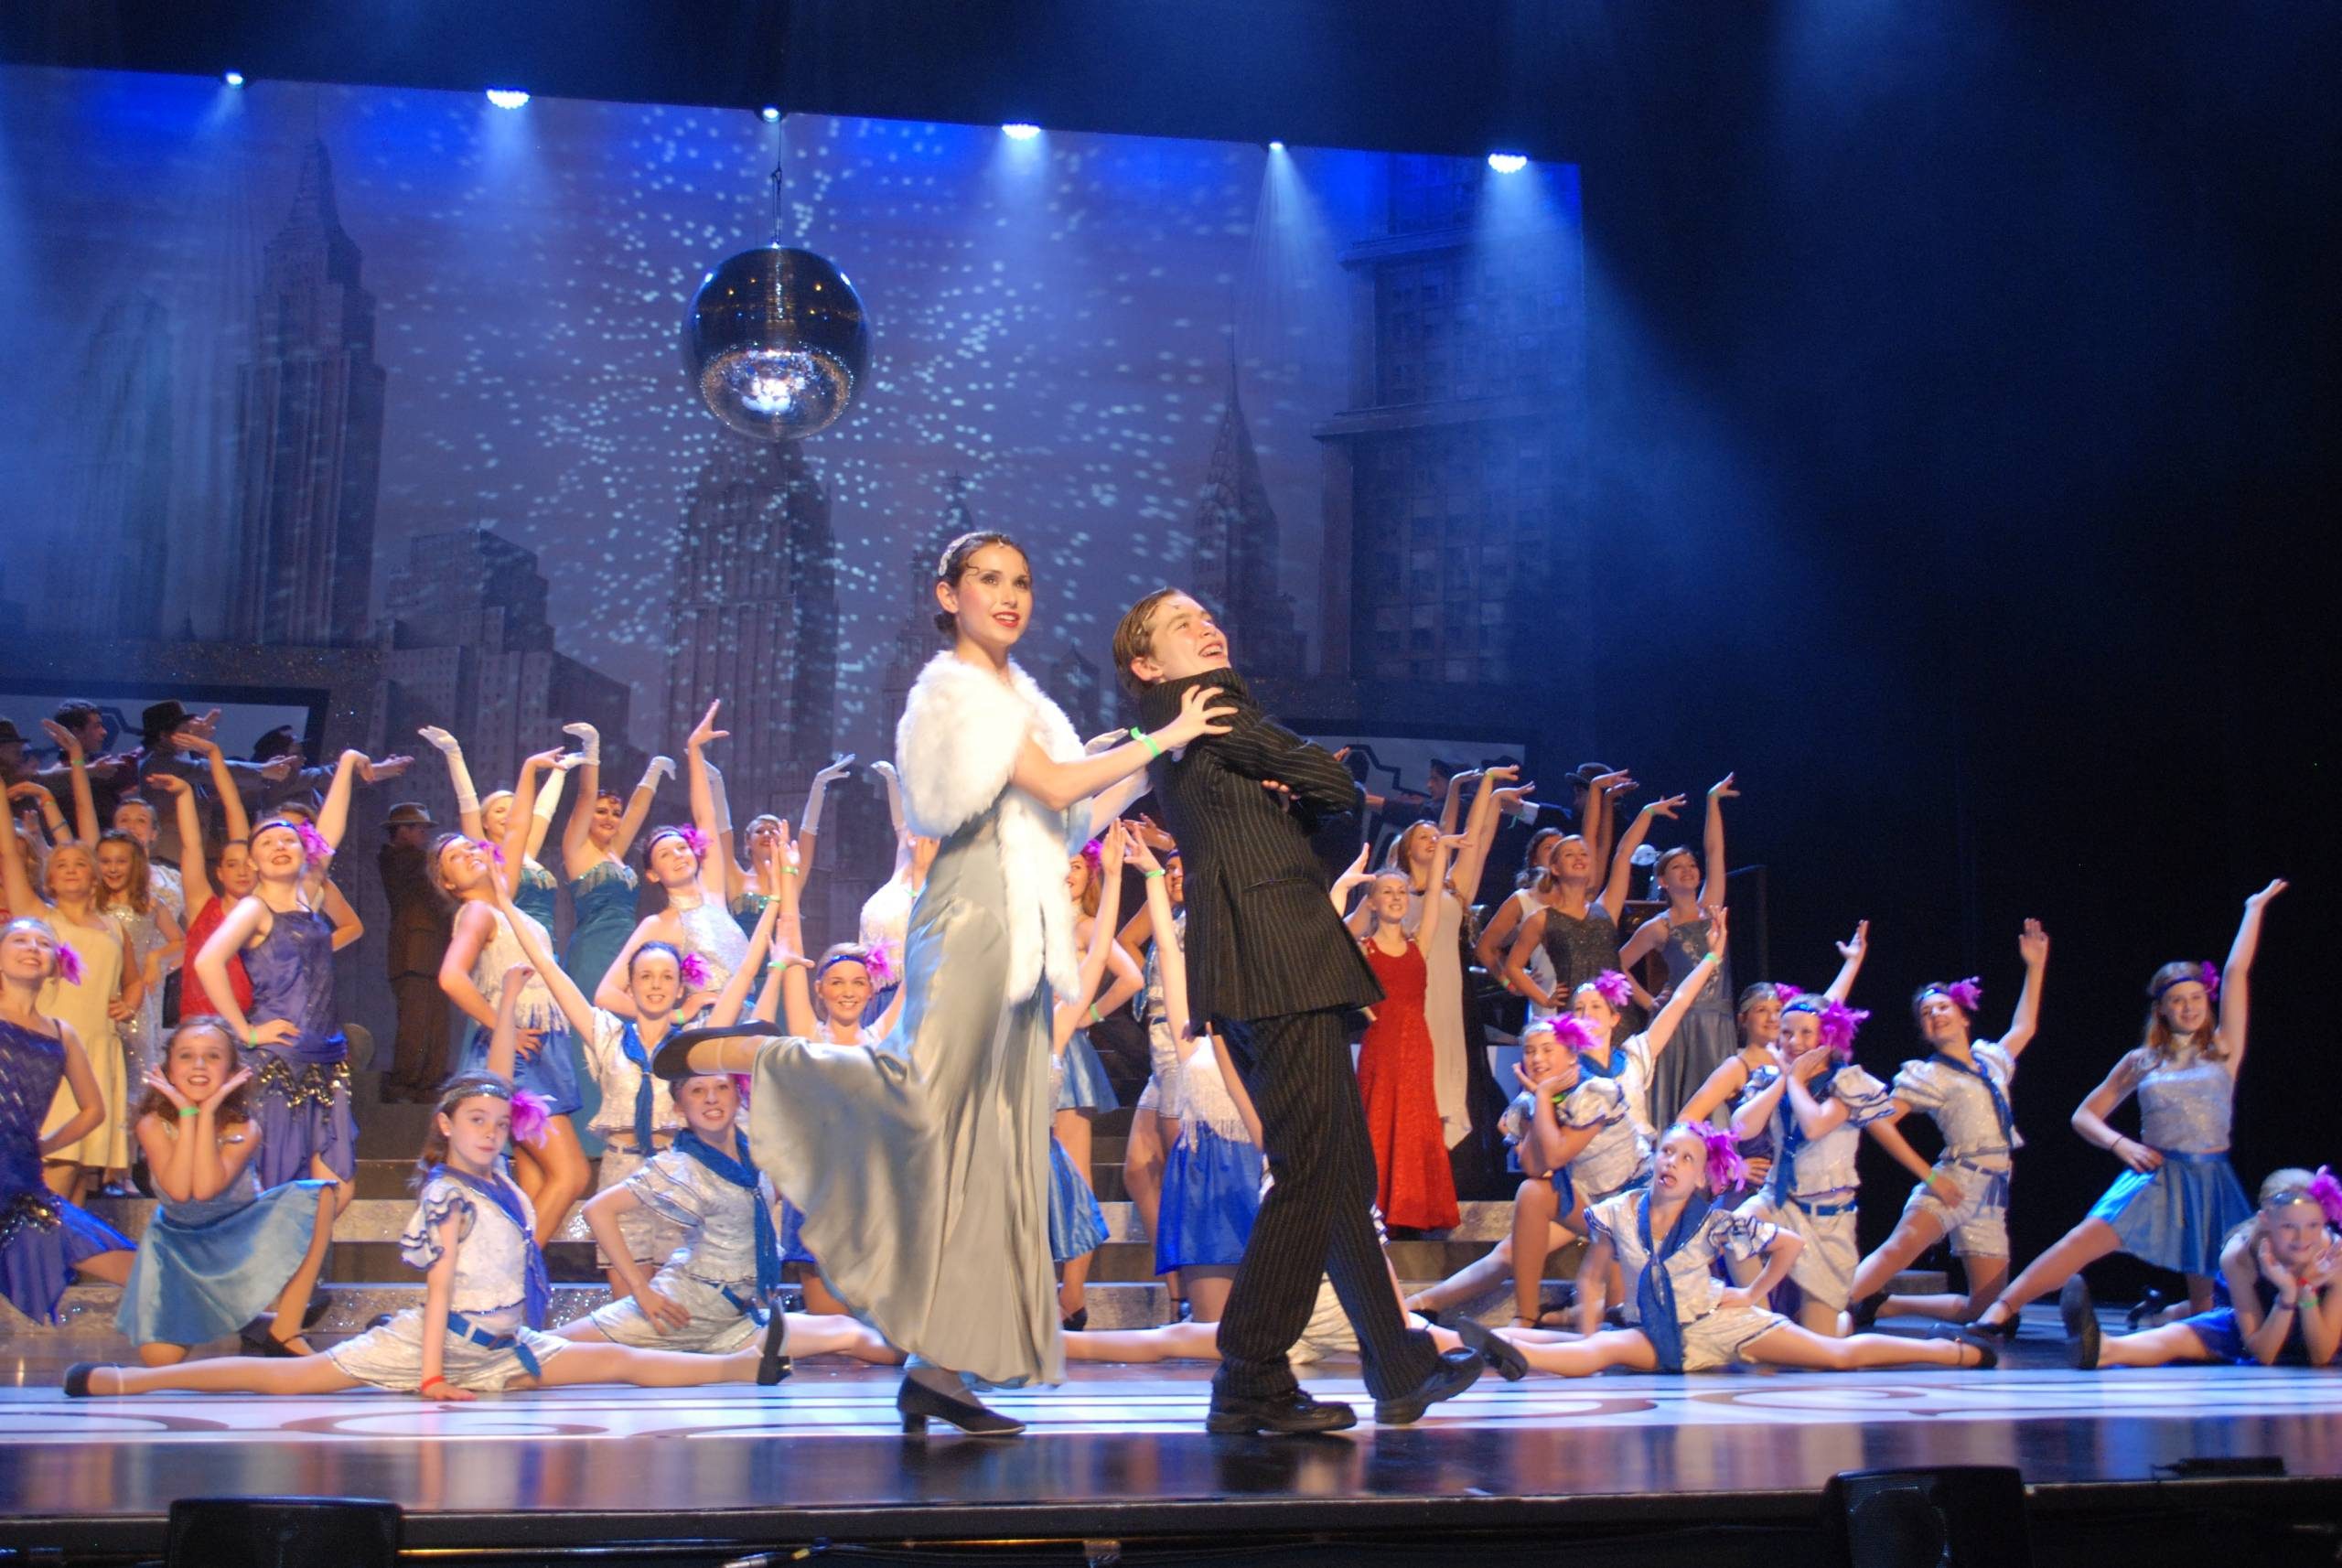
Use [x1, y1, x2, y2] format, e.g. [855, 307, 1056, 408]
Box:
[644, 756, 676, 788]
[419, 727, 478, 814]
[562, 722, 601, 766]
[801, 754, 854, 835]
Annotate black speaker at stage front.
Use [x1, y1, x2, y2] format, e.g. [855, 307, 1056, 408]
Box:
[166, 1496, 401, 1568]
[1820, 1466, 2032, 1568]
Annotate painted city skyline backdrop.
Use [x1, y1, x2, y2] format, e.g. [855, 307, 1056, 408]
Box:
[1, 65, 1586, 770]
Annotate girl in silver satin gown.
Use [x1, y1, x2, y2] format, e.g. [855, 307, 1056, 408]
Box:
[664, 531, 1232, 1434]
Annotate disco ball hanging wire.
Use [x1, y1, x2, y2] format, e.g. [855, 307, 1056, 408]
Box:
[683, 113, 871, 440]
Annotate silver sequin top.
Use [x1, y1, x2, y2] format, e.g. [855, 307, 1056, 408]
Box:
[2122, 1048, 2234, 1155]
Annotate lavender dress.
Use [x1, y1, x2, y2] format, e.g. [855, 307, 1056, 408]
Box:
[242, 906, 356, 1186]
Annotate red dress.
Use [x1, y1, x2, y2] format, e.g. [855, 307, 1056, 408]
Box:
[1356, 939, 1460, 1230]
[181, 895, 252, 1017]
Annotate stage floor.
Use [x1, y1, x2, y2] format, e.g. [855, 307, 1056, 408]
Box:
[5, 1316, 2340, 1558]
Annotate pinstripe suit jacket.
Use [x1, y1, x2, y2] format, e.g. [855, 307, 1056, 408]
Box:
[1135, 670, 1380, 1026]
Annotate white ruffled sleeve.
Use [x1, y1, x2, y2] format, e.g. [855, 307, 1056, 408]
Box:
[400, 1177, 477, 1272]
[1832, 1065, 1896, 1128]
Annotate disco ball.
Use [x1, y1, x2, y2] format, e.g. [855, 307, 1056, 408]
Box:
[683, 244, 870, 439]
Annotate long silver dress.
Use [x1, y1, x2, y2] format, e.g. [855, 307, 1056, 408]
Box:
[745, 652, 1086, 1387]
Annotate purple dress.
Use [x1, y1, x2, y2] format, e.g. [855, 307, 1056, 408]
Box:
[1, 1018, 132, 1322]
[242, 906, 357, 1185]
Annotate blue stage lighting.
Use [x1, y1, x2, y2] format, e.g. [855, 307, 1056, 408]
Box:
[1002, 123, 1041, 141]
[1268, 140, 1285, 151]
[486, 89, 531, 110]
[761, 106, 782, 123]
[1487, 153, 1528, 174]
[222, 71, 245, 88]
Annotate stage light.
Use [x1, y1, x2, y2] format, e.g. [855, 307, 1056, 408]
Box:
[1002, 123, 1041, 140]
[1487, 153, 1528, 174]
[222, 71, 245, 88]
[1268, 140, 1285, 151]
[761, 106, 781, 123]
[486, 89, 530, 110]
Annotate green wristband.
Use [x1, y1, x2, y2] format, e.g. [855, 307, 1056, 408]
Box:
[1143, 868, 1167, 880]
[177, 1105, 201, 1119]
[1130, 726, 1162, 759]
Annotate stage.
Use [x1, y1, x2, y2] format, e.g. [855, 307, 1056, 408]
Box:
[5, 1309, 2340, 1565]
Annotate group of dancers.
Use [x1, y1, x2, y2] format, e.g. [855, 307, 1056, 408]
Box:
[5, 530, 2333, 1434]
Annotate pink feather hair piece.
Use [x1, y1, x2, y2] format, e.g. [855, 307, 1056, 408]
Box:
[2308, 1166, 2342, 1229]
[863, 946, 896, 987]
[1550, 1015, 1600, 1054]
[1939, 976, 1983, 1013]
[1587, 970, 1633, 1011]
[729, 1072, 753, 1107]
[1769, 983, 1803, 1004]
[509, 1088, 553, 1148]
[1676, 1122, 1747, 1192]
[53, 940, 83, 987]
[675, 950, 712, 992]
[2198, 961, 2221, 1003]
[1788, 994, 1872, 1061]
[294, 821, 334, 865]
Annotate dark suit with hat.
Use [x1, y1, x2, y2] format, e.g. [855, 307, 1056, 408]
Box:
[1136, 669, 1440, 1403]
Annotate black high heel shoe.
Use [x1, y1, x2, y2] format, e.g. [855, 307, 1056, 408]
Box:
[757, 1309, 792, 1386]
[1966, 1313, 2022, 1341]
[896, 1369, 1026, 1436]
[1450, 1315, 1531, 1382]
[2124, 1287, 2167, 1331]
[62, 1363, 110, 1398]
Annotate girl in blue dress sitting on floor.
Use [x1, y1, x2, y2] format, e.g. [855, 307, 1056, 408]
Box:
[116, 1017, 337, 1362]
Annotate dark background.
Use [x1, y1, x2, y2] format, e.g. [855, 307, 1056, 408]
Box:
[7, 0, 2336, 1281]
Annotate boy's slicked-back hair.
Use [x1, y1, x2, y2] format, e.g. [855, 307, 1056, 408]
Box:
[1112, 586, 1182, 695]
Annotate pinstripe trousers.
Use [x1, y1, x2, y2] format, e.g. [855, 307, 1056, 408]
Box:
[1211, 1008, 1442, 1402]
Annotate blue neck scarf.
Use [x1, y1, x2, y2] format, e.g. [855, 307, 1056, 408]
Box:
[431, 1164, 549, 1328]
[618, 1018, 657, 1155]
[1930, 1048, 2014, 1147]
[1763, 1064, 1843, 1205]
[1578, 1043, 1628, 1080]
[1633, 1187, 1713, 1373]
[673, 1127, 780, 1302]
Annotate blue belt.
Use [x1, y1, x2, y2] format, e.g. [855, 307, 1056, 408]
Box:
[717, 1284, 772, 1326]
[1791, 1194, 1859, 1219]
[1943, 1155, 2012, 1209]
[445, 1311, 542, 1378]
[2152, 1148, 2229, 1164]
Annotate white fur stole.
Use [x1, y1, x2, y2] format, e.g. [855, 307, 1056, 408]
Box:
[896, 651, 1088, 1002]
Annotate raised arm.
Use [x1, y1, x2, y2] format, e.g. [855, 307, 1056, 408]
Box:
[559, 726, 603, 878]
[1415, 832, 1464, 960]
[594, 916, 661, 1015]
[417, 725, 485, 842]
[794, 753, 854, 881]
[871, 759, 908, 843]
[40, 720, 99, 844]
[2215, 879, 2286, 1073]
[1447, 766, 1513, 904]
[683, 702, 731, 905]
[1054, 825, 1130, 1049]
[489, 876, 596, 1041]
[1699, 773, 1735, 909]
[525, 755, 568, 861]
[705, 895, 782, 1029]
[437, 902, 503, 1034]
[612, 757, 669, 862]
[1133, 835, 1191, 1047]
[501, 749, 562, 882]
[1682, 1054, 1756, 1130]
[152, 776, 213, 912]
[1822, 920, 1869, 1003]
[312, 749, 369, 854]
[1600, 795, 1684, 915]
[1616, 912, 1670, 972]
[1641, 907, 1727, 1059]
[1726, 1058, 1787, 1144]
[1996, 918, 2050, 1059]
[195, 897, 277, 1047]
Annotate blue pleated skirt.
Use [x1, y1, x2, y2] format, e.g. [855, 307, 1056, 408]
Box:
[1047, 1136, 1107, 1263]
[1153, 1122, 1262, 1273]
[1055, 1030, 1119, 1113]
[115, 1179, 334, 1346]
[0, 1190, 131, 1325]
[457, 1020, 583, 1117]
[2088, 1150, 2253, 1275]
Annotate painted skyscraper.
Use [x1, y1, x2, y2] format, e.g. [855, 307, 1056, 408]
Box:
[663, 433, 840, 832]
[1193, 361, 1306, 678]
[229, 139, 387, 648]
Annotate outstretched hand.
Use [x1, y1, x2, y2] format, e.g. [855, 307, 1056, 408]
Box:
[2248, 878, 2288, 910]
[1837, 919, 1869, 961]
[2017, 918, 2050, 969]
[1642, 793, 1689, 821]
[686, 701, 728, 752]
[38, 718, 81, 763]
[1155, 685, 1236, 750]
[1708, 771, 1739, 801]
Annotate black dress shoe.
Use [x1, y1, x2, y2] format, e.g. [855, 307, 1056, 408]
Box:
[1205, 1389, 1359, 1436]
[2124, 1287, 2167, 1331]
[1373, 1348, 1484, 1425]
[757, 1308, 792, 1386]
[897, 1370, 1026, 1435]
[1966, 1312, 2022, 1341]
[1061, 1307, 1089, 1333]
[650, 1021, 777, 1080]
[1851, 1290, 1887, 1330]
[62, 1363, 107, 1398]
[2060, 1277, 2101, 1371]
[1450, 1316, 1531, 1382]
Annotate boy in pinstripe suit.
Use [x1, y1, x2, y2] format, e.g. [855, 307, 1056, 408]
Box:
[1116, 588, 1483, 1434]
